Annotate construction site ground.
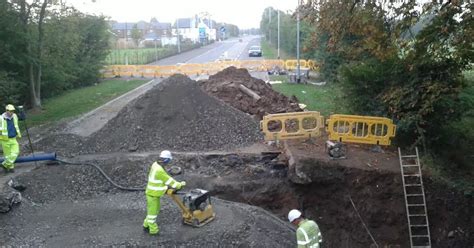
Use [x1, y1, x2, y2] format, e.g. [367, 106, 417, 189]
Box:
[0, 70, 472, 247]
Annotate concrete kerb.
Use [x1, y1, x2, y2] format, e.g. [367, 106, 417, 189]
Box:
[62, 78, 160, 138]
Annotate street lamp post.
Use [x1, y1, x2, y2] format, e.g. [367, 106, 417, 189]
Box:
[296, 0, 301, 83]
[277, 9, 280, 59]
[154, 38, 158, 61]
[176, 18, 181, 53]
[269, 8, 272, 44]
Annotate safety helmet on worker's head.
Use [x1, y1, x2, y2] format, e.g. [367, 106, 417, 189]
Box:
[5, 104, 15, 111]
[288, 209, 302, 223]
[159, 150, 172, 164]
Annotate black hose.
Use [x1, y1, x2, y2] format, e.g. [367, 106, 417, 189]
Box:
[56, 159, 145, 191]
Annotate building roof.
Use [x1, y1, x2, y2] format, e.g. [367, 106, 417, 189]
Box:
[175, 18, 192, 28]
[202, 19, 217, 28]
[111, 21, 148, 30]
[151, 22, 172, 30]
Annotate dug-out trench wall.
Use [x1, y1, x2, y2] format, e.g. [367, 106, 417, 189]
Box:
[6, 152, 472, 247]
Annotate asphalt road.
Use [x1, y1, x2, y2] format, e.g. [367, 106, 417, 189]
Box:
[150, 35, 263, 65]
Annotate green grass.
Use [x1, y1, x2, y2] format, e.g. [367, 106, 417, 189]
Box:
[269, 75, 347, 116]
[260, 40, 290, 59]
[105, 48, 175, 65]
[457, 69, 474, 137]
[26, 79, 148, 127]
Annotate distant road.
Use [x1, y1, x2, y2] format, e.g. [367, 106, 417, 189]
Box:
[149, 36, 263, 65]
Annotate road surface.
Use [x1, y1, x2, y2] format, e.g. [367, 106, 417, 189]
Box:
[150, 36, 263, 65]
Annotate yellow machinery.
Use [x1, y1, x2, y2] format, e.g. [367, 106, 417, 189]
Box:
[166, 188, 216, 227]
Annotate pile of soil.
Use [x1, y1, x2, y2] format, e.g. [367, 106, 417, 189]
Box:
[199, 67, 302, 119]
[35, 74, 262, 155]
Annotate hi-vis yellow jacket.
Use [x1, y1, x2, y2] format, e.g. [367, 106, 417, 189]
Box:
[145, 162, 182, 197]
[0, 113, 21, 141]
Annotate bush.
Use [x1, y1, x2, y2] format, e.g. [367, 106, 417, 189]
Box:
[0, 71, 27, 106]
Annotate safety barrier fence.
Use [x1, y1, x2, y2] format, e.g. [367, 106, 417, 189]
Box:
[325, 114, 396, 145]
[259, 111, 325, 141]
[260, 113, 397, 146]
[101, 59, 319, 78]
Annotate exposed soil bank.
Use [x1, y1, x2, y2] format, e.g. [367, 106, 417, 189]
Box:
[2, 153, 470, 247]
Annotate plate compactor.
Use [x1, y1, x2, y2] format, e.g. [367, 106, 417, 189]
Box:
[166, 188, 216, 227]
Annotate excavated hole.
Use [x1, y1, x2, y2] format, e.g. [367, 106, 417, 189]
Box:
[13, 153, 473, 248]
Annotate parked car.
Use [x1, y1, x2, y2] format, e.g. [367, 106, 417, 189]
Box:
[248, 46, 262, 57]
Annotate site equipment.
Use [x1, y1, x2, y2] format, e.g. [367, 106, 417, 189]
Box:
[166, 188, 216, 227]
[398, 147, 431, 248]
[0, 153, 56, 164]
[326, 141, 346, 159]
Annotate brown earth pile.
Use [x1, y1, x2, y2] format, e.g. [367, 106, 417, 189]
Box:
[199, 67, 302, 119]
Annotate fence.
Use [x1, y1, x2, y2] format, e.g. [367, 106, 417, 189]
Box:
[101, 59, 319, 78]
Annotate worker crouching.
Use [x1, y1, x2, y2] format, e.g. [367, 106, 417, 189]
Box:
[1, 104, 21, 173]
[143, 150, 186, 235]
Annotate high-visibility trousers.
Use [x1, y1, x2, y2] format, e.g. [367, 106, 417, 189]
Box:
[2, 138, 19, 169]
[143, 195, 161, 234]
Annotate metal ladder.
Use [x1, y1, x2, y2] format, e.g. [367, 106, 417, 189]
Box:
[398, 147, 432, 248]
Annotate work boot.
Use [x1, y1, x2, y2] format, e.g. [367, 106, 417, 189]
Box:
[148, 224, 159, 235]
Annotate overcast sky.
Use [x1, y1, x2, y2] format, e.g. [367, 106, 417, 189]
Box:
[67, 0, 298, 29]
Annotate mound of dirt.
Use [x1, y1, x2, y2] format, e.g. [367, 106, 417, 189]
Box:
[85, 74, 262, 153]
[199, 67, 302, 119]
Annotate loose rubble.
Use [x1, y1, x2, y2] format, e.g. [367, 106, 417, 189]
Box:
[199, 66, 302, 119]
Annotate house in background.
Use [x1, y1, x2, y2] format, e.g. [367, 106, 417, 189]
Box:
[173, 16, 216, 44]
[110, 21, 148, 39]
[142, 18, 172, 47]
[110, 15, 219, 48]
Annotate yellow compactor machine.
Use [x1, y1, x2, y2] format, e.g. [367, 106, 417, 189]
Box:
[166, 188, 216, 227]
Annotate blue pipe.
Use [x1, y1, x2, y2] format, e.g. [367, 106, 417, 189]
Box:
[0, 152, 56, 164]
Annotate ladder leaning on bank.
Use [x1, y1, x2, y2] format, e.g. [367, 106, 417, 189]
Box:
[398, 147, 432, 248]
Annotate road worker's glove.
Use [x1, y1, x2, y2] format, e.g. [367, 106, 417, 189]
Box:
[177, 181, 186, 190]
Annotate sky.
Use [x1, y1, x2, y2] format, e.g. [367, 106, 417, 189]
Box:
[67, 0, 298, 29]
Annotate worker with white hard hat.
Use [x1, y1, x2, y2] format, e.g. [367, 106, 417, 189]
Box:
[1, 104, 21, 173]
[288, 209, 323, 248]
[143, 150, 186, 235]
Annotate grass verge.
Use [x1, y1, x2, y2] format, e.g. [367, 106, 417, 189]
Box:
[269, 75, 347, 116]
[26, 79, 148, 127]
[105, 48, 175, 65]
[260, 40, 290, 60]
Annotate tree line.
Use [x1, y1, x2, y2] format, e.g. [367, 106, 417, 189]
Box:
[261, 1, 473, 171]
[0, 0, 110, 110]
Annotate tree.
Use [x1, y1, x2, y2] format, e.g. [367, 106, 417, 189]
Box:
[131, 24, 142, 48]
[0, 0, 29, 106]
[305, 0, 473, 159]
[0, 0, 110, 108]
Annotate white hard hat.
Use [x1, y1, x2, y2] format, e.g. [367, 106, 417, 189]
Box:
[159, 150, 172, 160]
[5, 104, 15, 111]
[288, 209, 302, 223]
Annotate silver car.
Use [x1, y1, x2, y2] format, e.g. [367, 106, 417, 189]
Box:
[248, 46, 262, 57]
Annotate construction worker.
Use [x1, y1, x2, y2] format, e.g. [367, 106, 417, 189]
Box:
[288, 209, 323, 248]
[143, 150, 185, 235]
[1, 104, 21, 173]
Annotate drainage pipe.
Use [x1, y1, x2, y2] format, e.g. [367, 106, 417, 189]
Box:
[0, 153, 56, 164]
[0, 152, 144, 192]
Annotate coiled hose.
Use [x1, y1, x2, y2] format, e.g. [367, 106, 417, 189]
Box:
[56, 159, 145, 191]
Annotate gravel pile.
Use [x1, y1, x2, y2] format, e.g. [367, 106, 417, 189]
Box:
[86, 74, 262, 153]
[199, 67, 302, 119]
